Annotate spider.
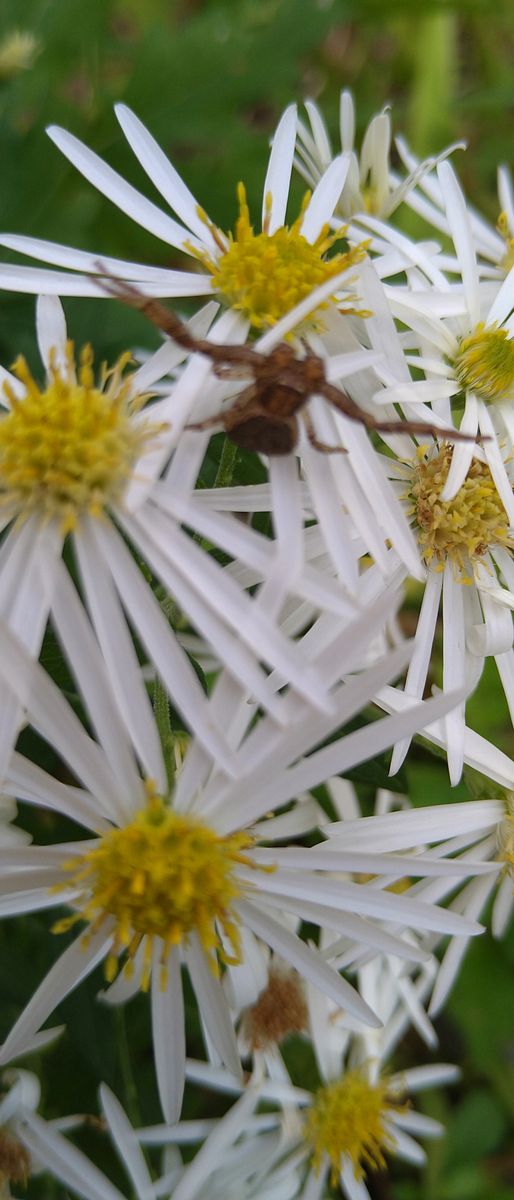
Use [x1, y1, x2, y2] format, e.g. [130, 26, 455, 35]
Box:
[101, 277, 485, 457]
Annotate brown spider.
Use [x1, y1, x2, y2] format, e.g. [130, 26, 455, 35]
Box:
[100, 276, 486, 457]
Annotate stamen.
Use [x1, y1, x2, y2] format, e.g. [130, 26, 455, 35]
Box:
[55, 794, 262, 989]
[409, 445, 512, 578]
[454, 323, 514, 403]
[0, 343, 164, 531]
[194, 184, 368, 331]
[304, 1069, 396, 1184]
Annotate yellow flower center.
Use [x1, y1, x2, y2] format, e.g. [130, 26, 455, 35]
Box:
[497, 212, 514, 274]
[197, 184, 367, 331]
[0, 343, 160, 532]
[454, 323, 514, 402]
[55, 795, 257, 988]
[409, 445, 512, 576]
[304, 1070, 393, 1184]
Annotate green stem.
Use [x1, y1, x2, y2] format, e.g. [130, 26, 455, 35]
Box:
[213, 434, 238, 489]
[153, 673, 175, 792]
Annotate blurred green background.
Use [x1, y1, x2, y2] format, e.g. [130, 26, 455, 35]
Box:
[0, 0, 513, 1196]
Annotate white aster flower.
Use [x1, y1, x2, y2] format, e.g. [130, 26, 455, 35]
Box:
[0, 103, 367, 333]
[380, 160, 514, 510]
[0, 292, 359, 776]
[380, 433, 514, 783]
[182, 1036, 457, 1200]
[0, 600, 483, 1120]
[294, 90, 460, 281]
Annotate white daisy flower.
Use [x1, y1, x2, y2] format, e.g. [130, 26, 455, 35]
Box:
[0, 292, 361, 777]
[182, 1040, 457, 1200]
[379, 160, 514, 510]
[0, 603, 483, 1120]
[379, 433, 514, 783]
[295, 91, 460, 227]
[0, 103, 368, 334]
[294, 90, 461, 282]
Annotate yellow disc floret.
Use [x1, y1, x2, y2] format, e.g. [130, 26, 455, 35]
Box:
[56, 794, 257, 988]
[409, 445, 512, 577]
[198, 184, 367, 331]
[454, 323, 514, 402]
[0, 343, 159, 532]
[304, 1069, 393, 1184]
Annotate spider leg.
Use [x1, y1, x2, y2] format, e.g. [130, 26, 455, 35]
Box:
[321, 381, 489, 444]
[186, 384, 260, 433]
[186, 412, 226, 432]
[95, 267, 257, 369]
[302, 408, 347, 455]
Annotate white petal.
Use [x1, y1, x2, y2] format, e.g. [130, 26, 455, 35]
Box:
[0, 925, 112, 1064]
[36, 295, 67, 373]
[186, 934, 242, 1077]
[19, 1111, 125, 1200]
[300, 155, 351, 243]
[47, 125, 202, 255]
[151, 942, 185, 1124]
[115, 104, 218, 250]
[236, 899, 381, 1028]
[261, 104, 297, 233]
[100, 1084, 154, 1200]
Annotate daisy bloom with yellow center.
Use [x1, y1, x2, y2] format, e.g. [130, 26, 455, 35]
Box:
[0, 293, 364, 778]
[0, 104, 368, 340]
[0, 602, 484, 1121]
[380, 431, 514, 785]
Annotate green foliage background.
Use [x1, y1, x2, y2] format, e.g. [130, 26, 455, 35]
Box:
[0, 1, 512, 1196]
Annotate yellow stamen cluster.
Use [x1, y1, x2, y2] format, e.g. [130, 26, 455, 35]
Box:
[55, 795, 257, 988]
[304, 1069, 393, 1184]
[200, 183, 367, 331]
[409, 445, 512, 577]
[0, 343, 159, 532]
[243, 967, 307, 1050]
[454, 323, 514, 403]
[497, 212, 514, 274]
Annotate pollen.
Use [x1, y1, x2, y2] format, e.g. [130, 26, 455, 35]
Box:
[0, 343, 160, 532]
[56, 794, 257, 988]
[409, 445, 512, 577]
[199, 183, 367, 331]
[454, 323, 514, 403]
[242, 967, 307, 1050]
[303, 1069, 393, 1184]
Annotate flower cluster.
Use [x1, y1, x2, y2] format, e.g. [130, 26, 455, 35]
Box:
[0, 90, 511, 1199]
